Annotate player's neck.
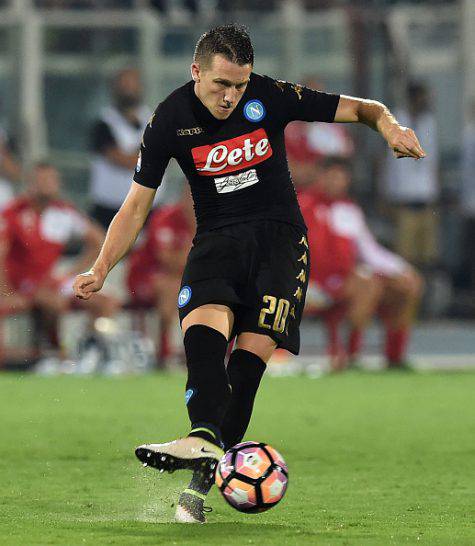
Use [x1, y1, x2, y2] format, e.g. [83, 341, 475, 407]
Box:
[28, 193, 53, 211]
[119, 107, 140, 125]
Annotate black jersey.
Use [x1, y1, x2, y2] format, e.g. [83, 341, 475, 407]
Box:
[134, 73, 340, 233]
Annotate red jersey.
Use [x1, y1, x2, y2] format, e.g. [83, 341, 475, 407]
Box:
[300, 191, 407, 296]
[285, 121, 323, 163]
[301, 191, 356, 285]
[1, 196, 88, 293]
[285, 121, 354, 164]
[127, 203, 194, 297]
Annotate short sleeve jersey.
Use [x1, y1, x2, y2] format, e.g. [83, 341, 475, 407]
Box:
[134, 73, 340, 233]
[2, 196, 89, 290]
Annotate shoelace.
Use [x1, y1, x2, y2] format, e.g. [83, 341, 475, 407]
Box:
[203, 506, 212, 513]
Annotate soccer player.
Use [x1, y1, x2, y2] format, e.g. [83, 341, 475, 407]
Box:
[73, 25, 425, 522]
[0, 162, 119, 354]
[301, 157, 423, 370]
[89, 68, 152, 229]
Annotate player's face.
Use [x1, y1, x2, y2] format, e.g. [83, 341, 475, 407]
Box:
[324, 166, 350, 198]
[30, 166, 61, 202]
[192, 54, 252, 120]
[113, 68, 143, 109]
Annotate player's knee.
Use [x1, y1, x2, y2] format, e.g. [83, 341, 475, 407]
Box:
[396, 270, 425, 301]
[411, 271, 425, 299]
[372, 278, 385, 303]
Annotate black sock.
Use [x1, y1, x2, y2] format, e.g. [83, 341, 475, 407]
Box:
[188, 465, 216, 495]
[221, 349, 267, 450]
[184, 325, 230, 447]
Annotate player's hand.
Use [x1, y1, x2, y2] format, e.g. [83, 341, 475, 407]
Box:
[386, 125, 426, 159]
[73, 269, 105, 300]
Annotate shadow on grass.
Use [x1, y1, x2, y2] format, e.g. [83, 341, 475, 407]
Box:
[87, 522, 404, 546]
[92, 521, 314, 542]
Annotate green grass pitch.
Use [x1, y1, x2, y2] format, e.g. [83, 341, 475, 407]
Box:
[0, 370, 474, 545]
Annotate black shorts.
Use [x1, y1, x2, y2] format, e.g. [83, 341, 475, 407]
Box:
[177, 220, 309, 355]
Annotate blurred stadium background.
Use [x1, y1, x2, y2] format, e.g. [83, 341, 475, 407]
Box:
[0, 0, 474, 371]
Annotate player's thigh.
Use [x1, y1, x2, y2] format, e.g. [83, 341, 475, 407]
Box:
[381, 272, 424, 304]
[342, 270, 382, 301]
[181, 303, 235, 340]
[235, 331, 277, 363]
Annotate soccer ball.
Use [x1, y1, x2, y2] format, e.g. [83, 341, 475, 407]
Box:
[215, 441, 289, 513]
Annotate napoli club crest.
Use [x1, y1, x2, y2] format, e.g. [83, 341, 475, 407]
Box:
[178, 285, 192, 308]
[243, 99, 266, 122]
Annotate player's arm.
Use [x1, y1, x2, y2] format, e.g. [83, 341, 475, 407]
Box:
[73, 182, 156, 300]
[103, 147, 139, 170]
[91, 120, 138, 170]
[334, 96, 426, 160]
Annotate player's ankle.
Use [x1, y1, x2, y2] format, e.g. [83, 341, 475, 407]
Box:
[188, 423, 223, 448]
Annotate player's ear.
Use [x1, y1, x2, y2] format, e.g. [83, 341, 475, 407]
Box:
[190, 62, 200, 83]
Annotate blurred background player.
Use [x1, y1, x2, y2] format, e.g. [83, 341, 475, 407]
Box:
[127, 187, 195, 367]
[89, 68, 152, 229]
[285, 75, 354, 192]
[0, 162, 119, 358]
[301, 157, 423, 370]
[381, 81, 439, 270]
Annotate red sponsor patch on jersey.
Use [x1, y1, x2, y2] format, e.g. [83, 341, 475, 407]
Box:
[191, 128, 273, 176]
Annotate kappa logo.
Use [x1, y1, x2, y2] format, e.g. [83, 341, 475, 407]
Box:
[177, 126, 203, 136]
[243, 99, 266, 122]
[191, 128, 273, 176]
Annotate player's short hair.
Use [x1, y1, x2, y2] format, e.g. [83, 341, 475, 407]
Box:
[194, 24, 254, 69]
[33, 160, 56, 171]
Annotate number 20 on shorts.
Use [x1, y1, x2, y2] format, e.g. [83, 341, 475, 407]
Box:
[258, 295, 290, 333]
